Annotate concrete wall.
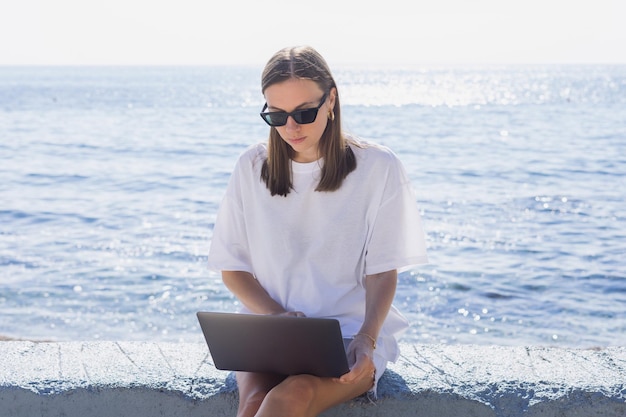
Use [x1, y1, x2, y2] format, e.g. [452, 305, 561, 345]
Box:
[1, 341, 624, 417]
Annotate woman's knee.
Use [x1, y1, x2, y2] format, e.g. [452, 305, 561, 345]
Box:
[265, 375, 317, 406]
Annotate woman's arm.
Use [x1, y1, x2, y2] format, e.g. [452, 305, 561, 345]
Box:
[339, 269, 398, 383]
[222, 270, 300, 316]
[358, 269, 398, 342]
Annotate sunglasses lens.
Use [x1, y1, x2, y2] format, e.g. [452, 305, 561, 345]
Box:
[293, 108, 318, 124]
[262, 113, 288, 126]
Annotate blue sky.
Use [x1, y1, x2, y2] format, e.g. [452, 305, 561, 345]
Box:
[1, 0, 624, 66]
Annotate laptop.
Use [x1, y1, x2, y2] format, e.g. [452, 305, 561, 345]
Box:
[197, 312, 350, 378]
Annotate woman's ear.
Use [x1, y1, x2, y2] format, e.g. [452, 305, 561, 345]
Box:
[329, 87, 337, 109]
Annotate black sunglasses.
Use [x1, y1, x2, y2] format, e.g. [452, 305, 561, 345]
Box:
[260, 93, 328, 127]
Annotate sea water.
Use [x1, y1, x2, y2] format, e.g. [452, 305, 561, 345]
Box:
[1, 65, 625, 347]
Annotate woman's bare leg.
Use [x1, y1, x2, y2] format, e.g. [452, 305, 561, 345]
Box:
[255, 373, 374, 417]
[235, 372, 287, 417]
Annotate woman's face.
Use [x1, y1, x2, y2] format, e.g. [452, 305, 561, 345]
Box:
[263, 78, 335, 163]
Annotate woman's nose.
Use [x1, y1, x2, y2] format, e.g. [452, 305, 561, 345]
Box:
[284, 115, 300, 130]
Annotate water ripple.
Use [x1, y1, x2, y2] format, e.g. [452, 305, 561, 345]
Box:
[1, 65, 625, 346]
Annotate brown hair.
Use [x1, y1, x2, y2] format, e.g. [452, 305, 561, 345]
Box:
[260, 46, 356, 197]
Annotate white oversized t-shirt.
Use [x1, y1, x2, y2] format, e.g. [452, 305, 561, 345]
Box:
[207, 139, 428, 362]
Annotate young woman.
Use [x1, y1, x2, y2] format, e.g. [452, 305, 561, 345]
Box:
[207, 46, 427, 417]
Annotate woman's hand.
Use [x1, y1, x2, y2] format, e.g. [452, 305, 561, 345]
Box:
[336, 336, 375, 385]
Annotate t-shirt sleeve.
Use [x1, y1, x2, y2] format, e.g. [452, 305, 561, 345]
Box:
[364, 156, 428, 275]
[206, 158, 254, 274]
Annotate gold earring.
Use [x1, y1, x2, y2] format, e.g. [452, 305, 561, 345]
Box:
[328, 110, 335, 121]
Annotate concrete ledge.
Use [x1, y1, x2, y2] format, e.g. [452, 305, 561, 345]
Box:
[1, 342, 624, 417]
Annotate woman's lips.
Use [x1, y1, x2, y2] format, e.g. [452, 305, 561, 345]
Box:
[289, 137, 306, 145]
